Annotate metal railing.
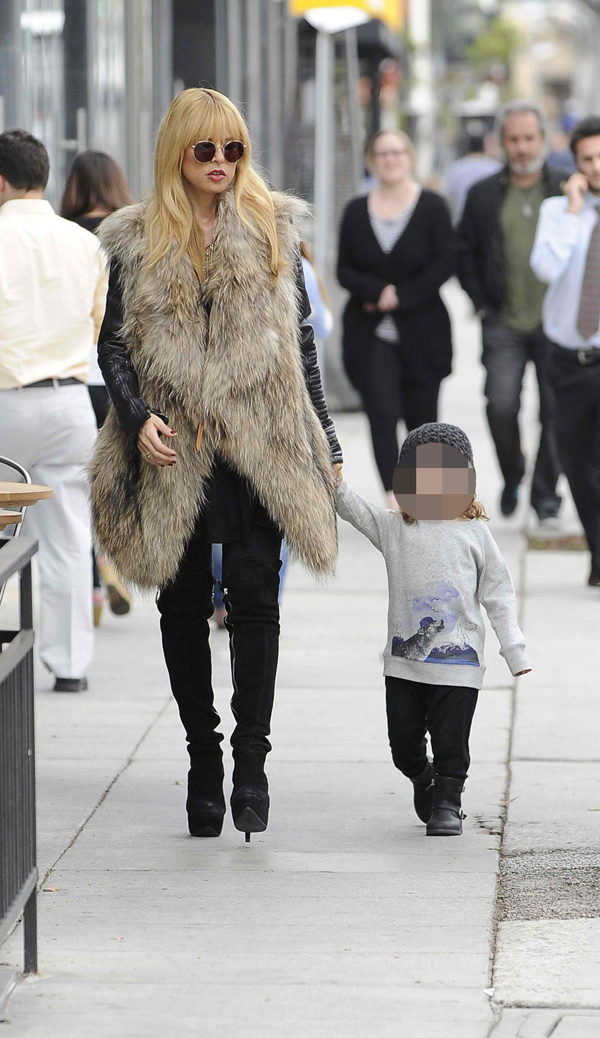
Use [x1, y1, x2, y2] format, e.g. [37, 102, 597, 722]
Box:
[0, 535, 38, 976]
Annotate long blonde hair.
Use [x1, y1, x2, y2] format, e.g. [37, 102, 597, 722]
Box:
[145, 88, 282, 282]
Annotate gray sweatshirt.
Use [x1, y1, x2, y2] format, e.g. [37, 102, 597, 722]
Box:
[336, 481, 529, 690]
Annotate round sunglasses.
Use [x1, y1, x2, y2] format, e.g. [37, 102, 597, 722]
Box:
[192, 140, 245, 164]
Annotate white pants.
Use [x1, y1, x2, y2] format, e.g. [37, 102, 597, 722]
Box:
[0, 385, 97, 678]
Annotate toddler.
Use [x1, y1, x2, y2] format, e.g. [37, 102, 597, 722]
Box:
[336, 423, 530, 836]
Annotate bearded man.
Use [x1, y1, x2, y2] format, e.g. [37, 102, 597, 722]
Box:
[458, 100, 569, 523]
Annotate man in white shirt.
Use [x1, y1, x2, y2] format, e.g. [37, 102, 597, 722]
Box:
[0, 130, 108, 689]
[531, 116, 600, 586]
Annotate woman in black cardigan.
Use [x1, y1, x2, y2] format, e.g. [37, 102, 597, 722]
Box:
[337, 130, 457, 506]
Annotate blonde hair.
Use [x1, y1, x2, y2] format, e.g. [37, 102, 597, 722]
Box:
[366, 129, 415, 167]
[145, 88, 282, 282]
[398, 498, 490, 524]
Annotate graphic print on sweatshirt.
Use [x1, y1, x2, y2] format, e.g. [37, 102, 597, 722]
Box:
[391, 580, 480, 666]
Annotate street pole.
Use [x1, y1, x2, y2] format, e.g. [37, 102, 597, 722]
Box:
[408, 0, 435, 182]
[313, 28, 333, 294]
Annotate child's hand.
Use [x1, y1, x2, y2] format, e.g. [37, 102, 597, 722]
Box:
[516, 669, 531, 676]
[333, 463, 343, 487]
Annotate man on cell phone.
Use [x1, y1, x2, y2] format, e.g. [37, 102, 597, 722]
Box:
[531, 116, 600, 586]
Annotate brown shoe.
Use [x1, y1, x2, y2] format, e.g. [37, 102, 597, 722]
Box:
[97, 559, 132, 615]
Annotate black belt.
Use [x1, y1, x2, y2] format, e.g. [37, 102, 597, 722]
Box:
[553, 343, 600, 367]
[20, 377, 84, 388]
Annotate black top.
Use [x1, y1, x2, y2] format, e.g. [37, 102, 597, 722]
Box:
[336, 190, 457, 385]
[457, 163, 570, 319]
[97, 257, 341, 544]
[72, 214, 105, 233]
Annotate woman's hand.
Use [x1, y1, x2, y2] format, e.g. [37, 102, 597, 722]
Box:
[378, 284, 399, 312]
[333, 463, 343, 486]
[516, 669, 532, 676]
[137, 414, 177, 467]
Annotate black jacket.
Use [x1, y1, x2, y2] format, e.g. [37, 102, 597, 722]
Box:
[457, 163, 569, 318]
[98, 257, 342, 464]
[336, 190, 457, 385]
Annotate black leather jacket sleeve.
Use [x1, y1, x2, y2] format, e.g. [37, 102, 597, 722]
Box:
[98, 257, 342, 464]
[295, 257, 343, 464]
[97, 260, 167, 435]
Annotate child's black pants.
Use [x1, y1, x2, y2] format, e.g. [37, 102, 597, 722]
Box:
[385, 676, 478, 781]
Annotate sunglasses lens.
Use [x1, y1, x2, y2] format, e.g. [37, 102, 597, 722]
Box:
[224, 141, 244, 162]
[193, 141, 216, 162]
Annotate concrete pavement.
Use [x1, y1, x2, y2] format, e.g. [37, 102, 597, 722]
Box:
[1, 282, 599, 1037]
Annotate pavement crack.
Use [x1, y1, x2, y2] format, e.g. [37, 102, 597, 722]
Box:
[38, 697, 173, 889]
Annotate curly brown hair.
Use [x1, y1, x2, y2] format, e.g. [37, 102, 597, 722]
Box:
[397, 497, 489, 524]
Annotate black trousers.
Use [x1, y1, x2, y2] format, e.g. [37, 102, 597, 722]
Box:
[358, 336, 441, 492]
[157, 523, 282, 760]
[548, 346, 600, 573]
[385, 676, 478, 781]
[481, 321, 561, 518]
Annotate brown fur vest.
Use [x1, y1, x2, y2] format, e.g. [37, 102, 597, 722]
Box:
[88, 190, 338, 589]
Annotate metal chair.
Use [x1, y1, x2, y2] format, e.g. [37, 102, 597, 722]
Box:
[0, 456, 32, 608]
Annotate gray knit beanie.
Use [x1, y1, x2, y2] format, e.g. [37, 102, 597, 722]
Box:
[398, 423, 474, 468]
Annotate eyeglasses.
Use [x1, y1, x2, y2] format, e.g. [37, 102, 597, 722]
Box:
[192, 140, 245, 163]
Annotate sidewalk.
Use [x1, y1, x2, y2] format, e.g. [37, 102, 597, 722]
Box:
[1, 283, 599, 1037]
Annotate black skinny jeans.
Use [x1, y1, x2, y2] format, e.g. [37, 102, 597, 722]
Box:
[359, 336, 440, 491]
[157, 523, 283, 762]
[385, 676, 478, 781]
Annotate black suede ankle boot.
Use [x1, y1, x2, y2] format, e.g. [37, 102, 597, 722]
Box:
[411, 761, 435, 823]
[230, 749, 269, 841]
[186, 751, 226, 838]
[426, 776, 465, 837]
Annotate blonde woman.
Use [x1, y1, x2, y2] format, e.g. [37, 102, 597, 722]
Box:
[337, 130, 457, 509]
[89, 88, 343, 841]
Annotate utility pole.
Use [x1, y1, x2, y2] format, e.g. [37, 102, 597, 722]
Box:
[408, 0, 435, 181]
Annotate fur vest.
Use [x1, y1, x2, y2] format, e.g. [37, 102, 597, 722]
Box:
[89, 190, 338, 589]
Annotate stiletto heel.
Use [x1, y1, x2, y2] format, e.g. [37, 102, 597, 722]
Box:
[231, 787, 269, 837]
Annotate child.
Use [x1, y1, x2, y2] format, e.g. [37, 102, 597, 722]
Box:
[336, 423, 530, 836]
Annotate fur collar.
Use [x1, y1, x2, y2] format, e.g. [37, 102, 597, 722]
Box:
[90, 188, 338, 588]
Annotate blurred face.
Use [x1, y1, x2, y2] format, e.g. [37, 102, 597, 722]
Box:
[181, 138, 240, 199]
[502, 111, 545, 174]
[575, 134, 600, 194]
[393, 443, 475, 520]
[370, 133, 413, 187]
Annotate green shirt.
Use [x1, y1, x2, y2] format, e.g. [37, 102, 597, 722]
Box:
[500, 179, 547, 331]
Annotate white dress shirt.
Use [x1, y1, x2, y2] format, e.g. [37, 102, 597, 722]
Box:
[0, 199, 108, 388]
[530, 192, 600, 348]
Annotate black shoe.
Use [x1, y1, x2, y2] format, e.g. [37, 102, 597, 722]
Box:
[53, 677, 88, 692]
[500, 483, 520, 517]
[426, 776, 465, 837]
[411, 761, 435, 823]
[231, 750, 269, 842]
[186, 752, 225, 838]
[588, 568, 600, 587]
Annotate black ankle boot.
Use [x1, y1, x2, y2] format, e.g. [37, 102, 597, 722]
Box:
[411, 761, 435, 823]
[186, 751, 226, 838]
[230, 750, 269, 842]
[426, 776, 465, 837]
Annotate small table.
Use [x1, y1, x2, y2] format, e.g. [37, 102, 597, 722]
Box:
[0, 483, 53, 507]
[0, 482, 53, 538]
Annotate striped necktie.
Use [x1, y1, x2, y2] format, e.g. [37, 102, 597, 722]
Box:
[577, 210, 600, 340]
